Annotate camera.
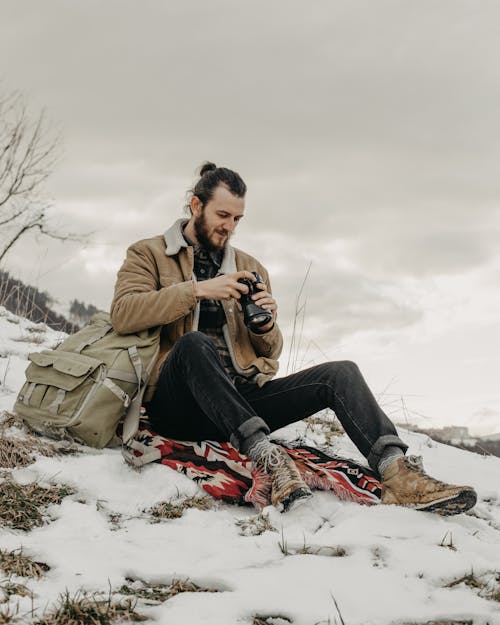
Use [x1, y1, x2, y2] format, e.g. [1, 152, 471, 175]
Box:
[237, 272, 273, 331]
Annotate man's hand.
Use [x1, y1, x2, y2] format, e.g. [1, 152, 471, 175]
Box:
[249, 281, 278, 331]
[193, 271, 256, 301]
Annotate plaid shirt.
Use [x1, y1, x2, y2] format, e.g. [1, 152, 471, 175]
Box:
[183, 233, 249, 383]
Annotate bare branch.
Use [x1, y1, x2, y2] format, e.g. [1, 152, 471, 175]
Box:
[0, 87, 81, 263]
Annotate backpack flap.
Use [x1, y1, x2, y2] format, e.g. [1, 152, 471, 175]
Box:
[15, 351, 104, 427]
[27, 351, 102, 391]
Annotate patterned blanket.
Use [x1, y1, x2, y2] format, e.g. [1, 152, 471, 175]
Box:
[123, 419, 382, 510]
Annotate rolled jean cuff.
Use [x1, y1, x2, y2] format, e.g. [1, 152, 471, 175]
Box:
[366, 434, 408, 472]
[229, 416, 270, 452]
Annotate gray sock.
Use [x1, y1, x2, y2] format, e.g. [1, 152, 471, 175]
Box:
[378, 446, 405, 477]
[244, 436, 277, 462]
[240, 431, 269, 458]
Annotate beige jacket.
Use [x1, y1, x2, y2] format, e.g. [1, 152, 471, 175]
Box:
[110, 218, 284, 401]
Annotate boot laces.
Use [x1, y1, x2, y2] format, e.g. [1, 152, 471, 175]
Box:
[256, 446, 301, 491]
[406, 455, 424, 470]
[405, 455, 444, 486]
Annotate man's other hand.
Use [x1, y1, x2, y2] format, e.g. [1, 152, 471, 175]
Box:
[193, 271, 256, 301]
[249, 281, 277, 331]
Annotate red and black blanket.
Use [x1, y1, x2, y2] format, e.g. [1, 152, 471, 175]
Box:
[123, 418, 382, 510]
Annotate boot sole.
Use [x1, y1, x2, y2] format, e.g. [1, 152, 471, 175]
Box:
[281, 487, 313, 513]
[413, 488, 477, 516]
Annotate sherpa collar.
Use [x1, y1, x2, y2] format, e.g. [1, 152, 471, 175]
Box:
[163, 217, 236, 274]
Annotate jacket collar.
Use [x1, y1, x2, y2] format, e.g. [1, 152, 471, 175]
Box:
[163, 217, 236, 273]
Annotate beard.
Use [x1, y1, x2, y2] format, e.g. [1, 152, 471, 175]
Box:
[193, 211, 230, 252]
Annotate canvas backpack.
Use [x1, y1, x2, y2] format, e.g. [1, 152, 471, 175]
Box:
[14, 312, 161, 449]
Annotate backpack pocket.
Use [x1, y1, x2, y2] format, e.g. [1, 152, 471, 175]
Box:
[15, 350, 104, 426]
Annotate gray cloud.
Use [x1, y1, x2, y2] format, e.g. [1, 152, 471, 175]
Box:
[1, 0, 500, 349]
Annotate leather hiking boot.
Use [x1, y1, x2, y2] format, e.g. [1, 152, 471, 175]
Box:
[254, 444, 313, 512]
[381, 455, 477, 516]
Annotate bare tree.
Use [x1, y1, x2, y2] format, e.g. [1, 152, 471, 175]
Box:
[0, 88, 81, 263]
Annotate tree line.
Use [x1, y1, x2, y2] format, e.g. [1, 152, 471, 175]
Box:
[0, 270, 101, 333]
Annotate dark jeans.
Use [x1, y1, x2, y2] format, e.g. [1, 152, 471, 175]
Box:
[146, 332, 408, 472]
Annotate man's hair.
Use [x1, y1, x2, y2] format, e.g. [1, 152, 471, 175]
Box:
[185, 162, 247, 214]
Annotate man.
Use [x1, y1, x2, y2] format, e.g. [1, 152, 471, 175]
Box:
[111, 162, 477, 515]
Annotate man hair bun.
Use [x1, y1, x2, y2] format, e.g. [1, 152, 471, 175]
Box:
[200, 162, 217, 176]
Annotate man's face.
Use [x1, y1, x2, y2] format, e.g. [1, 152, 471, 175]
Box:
[192, 184, 245, 252]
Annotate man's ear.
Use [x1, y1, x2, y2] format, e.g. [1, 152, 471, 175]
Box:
[190, 195, 203, 217]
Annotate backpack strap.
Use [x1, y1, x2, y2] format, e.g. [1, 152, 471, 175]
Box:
[120, 346, 151, 445]
[48, 388, 66, 416]
[122, 438, 162, 467]
[74, 322, 113, 353]
[102, 378, 131, 407]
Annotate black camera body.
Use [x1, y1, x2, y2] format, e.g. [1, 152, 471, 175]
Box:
[237, 272, 273, 331]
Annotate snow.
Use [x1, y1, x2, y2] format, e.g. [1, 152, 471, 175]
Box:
[0, 306, 499, 625]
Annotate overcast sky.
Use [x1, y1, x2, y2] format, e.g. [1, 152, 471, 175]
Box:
[1, 0, 499, 435]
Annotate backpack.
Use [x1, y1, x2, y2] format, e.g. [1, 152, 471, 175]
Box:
[14, 312, 161, 449]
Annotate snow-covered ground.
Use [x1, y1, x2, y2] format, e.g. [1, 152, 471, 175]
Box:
[0, 306, 499, 625]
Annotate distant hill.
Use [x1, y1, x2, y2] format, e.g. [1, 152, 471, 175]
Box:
[398, 422, 500, 458]
[0, 270, 101, 334]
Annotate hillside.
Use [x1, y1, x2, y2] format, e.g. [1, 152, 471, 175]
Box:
[0, 306, 499, 625]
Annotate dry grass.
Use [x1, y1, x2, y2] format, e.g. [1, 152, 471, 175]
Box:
[0, 479, 74, 531]
[0, 580, 32, 603]
[0, 548, 50, 578]
[236, 513, 277, 536]
[486, 572, 500, 601]
[252, 616, 292, 625]
[146, 495, 214, 522]
[0, 417, 79, 469]
[0, 603, 20, 624]
[444, 571, 483, 591]
[0, 434, 43, 469]
[12, 334, 46, 345]
[119, 577, 220, 604]
[304, 411, 344, 445]
[34, 589, 146, 625]
[0, 413, 23, 431]
[444, 570, 500, 603]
